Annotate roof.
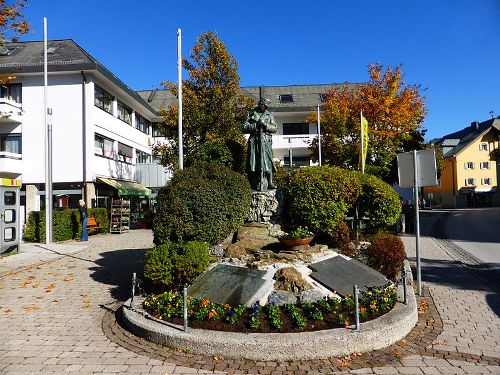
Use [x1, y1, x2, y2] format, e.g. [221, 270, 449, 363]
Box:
[138, 83, 361, 113]
[433, 118, 500, 157]
[0, 39, 157, 115]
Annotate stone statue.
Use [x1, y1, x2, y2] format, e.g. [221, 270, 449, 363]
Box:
[243, 98, 277, 191]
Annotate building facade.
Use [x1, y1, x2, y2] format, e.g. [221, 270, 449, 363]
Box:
[424, 119, 500, 208]
[0, 39, 168, 239]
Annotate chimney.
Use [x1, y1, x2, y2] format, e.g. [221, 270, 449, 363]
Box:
[471, 121, 479, 130]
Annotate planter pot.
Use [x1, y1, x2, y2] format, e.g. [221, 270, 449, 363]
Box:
[279, 236, 314, 249]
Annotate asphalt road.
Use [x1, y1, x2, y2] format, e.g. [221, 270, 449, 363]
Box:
[442, 207, 500, 268]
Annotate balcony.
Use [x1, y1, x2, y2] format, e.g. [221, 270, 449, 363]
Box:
[0, 152, 22, 176]
[0, 98, 23, 124]
[272, 134, 316, 150]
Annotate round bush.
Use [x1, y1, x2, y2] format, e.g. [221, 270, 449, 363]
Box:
[144, 241, 211, 288]
[153, 162, 252, 246]
[354, 173, 401, 230]
[281, 166, 361, 237]
[366, 233, 406, 280]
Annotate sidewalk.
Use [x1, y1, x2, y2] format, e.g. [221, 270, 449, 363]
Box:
[0, 241, 91, 277]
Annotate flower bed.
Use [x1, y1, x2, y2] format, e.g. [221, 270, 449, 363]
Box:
[143, 283, 396, 333]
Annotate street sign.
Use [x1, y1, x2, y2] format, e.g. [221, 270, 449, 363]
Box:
[397, 149, 438, 188]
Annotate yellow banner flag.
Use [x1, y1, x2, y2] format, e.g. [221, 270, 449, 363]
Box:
[360, 112, 368, 173]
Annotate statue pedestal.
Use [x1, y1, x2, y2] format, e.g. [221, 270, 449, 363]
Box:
[246, 189, 283, 224]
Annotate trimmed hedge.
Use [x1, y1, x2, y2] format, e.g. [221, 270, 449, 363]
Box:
[153, 162, 252, 246]
[281, 166, 361, 237]
[354, 172, 401, 230]
[23, 208, 109, 243]
[144, 241, 211, 288]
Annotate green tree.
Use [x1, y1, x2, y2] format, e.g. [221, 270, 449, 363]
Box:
[308, 64, 427, 183]
[154, 31, 254, 170]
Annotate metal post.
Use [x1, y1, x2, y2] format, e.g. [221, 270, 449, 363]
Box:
[183, 287, 188, 332]
[353, 285, 360, 332]
[177, 28, 183, 170]
[402, 272, 408, 305]
[413, 150, 422, 296]
[43, 17, 53, 244]
[317, 104, 322, 166]
[131, 273, 136, 307]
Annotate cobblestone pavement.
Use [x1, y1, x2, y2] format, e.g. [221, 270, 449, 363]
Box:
[0, 216, 499, 374]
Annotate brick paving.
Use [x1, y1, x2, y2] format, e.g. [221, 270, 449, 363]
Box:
[0, 212, 499, 374]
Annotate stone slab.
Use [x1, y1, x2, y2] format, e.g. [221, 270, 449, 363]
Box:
[308, 256, 387, 296]
[187, 264, 271, 306]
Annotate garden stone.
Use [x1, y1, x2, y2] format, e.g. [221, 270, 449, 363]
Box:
[299, 290, 324, 303]
[246, 190, 283, 223]
[273, 267, 312, 293]
[267, 290, 297, 306]
[210, 244, 225, 257]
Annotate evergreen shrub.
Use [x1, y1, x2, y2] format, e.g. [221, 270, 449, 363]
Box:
[186, 139, 246, 173]
[366, 232, 406, 280]
[281, 166, 361, 238]
[144, 241, 211, 288]
[23, 208, 109, 242]
[153, 162, 252, 246]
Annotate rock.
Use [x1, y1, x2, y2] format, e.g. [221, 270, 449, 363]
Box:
[299, 290, 324, 303]
[210, 244, 225, 257]
[246, 190, 284, 224]
[273, 267, 312, 294]
[267, 290, 297, 306]
[225, 243, 251, 258]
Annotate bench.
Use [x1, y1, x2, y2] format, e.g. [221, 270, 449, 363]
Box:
[87, 216, 106, 233]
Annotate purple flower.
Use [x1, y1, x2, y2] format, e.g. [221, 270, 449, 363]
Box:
[228, 310, 235, 317]
[252, 312, 259, 318]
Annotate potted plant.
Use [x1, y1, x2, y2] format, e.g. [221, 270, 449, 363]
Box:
[278, 226, 314, 249]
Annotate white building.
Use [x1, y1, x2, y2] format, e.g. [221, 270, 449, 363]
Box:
[0, 39, 167, 230]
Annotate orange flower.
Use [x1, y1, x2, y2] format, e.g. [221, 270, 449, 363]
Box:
[201, 300, 209, 307]
[224, 304, 230, 309]
[360, 307, 366, 314]
[344, 321, 350, 327]
[208, 309, 217, 319]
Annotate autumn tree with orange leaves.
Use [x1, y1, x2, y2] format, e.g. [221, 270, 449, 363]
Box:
[0, 0, 29, 43]
[154, 32, 254, 171]
[307, 64, 427, 183]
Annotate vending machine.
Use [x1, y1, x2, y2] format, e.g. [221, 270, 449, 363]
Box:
[0, 179, 21, 254]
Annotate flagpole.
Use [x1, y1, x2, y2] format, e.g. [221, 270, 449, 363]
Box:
[317, 104, 322, 166]
[360, 110, 365, 174]
[44, 17, 53, 244]
[177, 28, 183, 170]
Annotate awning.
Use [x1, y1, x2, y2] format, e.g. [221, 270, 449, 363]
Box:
[97, 177, 151, 197]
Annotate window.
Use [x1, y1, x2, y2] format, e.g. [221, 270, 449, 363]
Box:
[481, 178, 491, 185]
[117, 142, 133, 164]
[480, 161, 490, 169]
[464, 162, 474, 170]
[279, 94, 294, 103]
[283, 156, 310, 168]
[94, 134, 114, 158]
[4, 191, 16, 205]
[117, 101, 132, 125]
[479, 143, 489, 151]
[283, 123, 309, 135]
[319, 93, 328, 102]
[135, 113, 151, 134]
[94, 85, 113, 114]
[152, 123, 162, 137]
[1, 83, 22, 104]
[465, 178, 475, 186]
[0, 134, 22, 154]
[136, 150, 151, 164]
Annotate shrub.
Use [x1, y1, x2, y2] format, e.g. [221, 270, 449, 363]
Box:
[186, 139, 246, 174]
[366, 232, 406, 280]
[330, 220, 354, 256]
[281, 166, 361, 238]
[144, 241, 211, 288]
[354, 172, 401, 231]
[153, 162, 252, 246]
[23, 208, 108, 242]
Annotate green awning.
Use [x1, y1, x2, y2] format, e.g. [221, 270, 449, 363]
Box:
[97, 177, 151, 197]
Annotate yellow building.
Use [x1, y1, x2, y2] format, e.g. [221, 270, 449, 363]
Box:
[424, 118, 500, 208]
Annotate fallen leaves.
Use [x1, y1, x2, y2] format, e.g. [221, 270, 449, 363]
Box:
[22, 305, 40, 312]
[44, 284, 56, 292]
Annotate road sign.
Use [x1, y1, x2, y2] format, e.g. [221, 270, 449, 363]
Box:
[397, 149, 438, 188]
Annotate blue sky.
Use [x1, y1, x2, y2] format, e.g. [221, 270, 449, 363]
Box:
[21, 0, 500, 140]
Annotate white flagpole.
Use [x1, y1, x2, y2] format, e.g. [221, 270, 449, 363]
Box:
[44, 17, 53, 244]
[360, 110, 365, 174]
[317, 104, 322, 166]
[177, 28, 183, 170]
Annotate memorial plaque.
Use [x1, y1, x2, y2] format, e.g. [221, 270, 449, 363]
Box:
[188, 264, 272, 306]
[308, 256, 387, 296]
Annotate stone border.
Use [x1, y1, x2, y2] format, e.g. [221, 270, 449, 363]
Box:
[120, 261, 417, 361]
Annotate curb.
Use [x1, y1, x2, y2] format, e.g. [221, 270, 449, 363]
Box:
[121, 260, 417, 361]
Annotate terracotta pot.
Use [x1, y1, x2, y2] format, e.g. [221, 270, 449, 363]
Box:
[279, 236, 314, 249]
